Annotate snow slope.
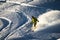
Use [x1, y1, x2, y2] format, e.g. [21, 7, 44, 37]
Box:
[0, 0, 60, 40]
[32, 10, 60, 32]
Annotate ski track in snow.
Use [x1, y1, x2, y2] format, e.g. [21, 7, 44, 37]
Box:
[5, 8, 32, 40]
[0, 1, 32, 40]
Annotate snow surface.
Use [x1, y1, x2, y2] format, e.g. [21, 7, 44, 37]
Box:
[32, 10, 60, 32]
[0, 0, 60, 40]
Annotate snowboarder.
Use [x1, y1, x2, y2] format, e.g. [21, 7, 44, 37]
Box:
[31, 16, 39, 28]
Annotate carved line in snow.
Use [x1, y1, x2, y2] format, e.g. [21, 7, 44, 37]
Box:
[0, 17, 12, 40]
[6, 1, 37, 7]
[0, 17, 12, 28]
[5, 10, 31, 40]
[6, 1, 46, 9]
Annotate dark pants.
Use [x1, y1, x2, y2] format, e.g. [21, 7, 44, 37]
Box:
[34, 22, 37, 27]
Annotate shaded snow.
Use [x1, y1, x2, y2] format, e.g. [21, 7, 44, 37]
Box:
[0, 0, 60, 40]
